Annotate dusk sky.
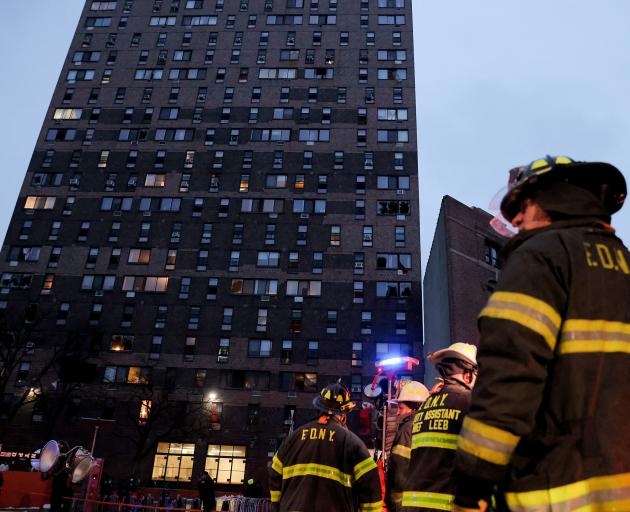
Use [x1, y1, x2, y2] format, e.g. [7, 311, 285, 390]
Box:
[0, 1, 628, 275]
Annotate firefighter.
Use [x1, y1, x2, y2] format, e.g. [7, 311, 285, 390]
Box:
[401, 343, 478, 511]
[453, 156, 629, 511]
[269, 381, 383, 512]
[386, 381, 430, 512]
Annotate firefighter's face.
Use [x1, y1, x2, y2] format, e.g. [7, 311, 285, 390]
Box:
[511, 198, 552, 232]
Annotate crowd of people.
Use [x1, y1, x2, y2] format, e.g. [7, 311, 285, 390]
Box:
[269, 156, 630, 511]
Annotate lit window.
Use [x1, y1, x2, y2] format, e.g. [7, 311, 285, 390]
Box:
[152, 442, 195, 482]
[205, 445, 246, 485]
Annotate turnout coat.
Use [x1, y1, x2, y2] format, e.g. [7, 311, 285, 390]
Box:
[455, 219, 630, 511]
[269, 416, 382, 512]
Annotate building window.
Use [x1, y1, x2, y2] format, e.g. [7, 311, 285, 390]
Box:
[248, 339, 272, 357]
[205, 445, 246, 485]
[329, 225, 341, 246]
[222, 307, 233, 331]
[352, 342, 363, 367]
[353, 281, 364, 303]
[280, 372, 317, 392]
[484, 240, 501, 268]
[256, 308, 268, 332]
[152, 443, 195, 482]
[147, 334, 163, 357]
[361, 311, 372, 334]
[307, 341, 319, 365]
[184, 336, 196, 361]
[281, 340, 293, 364]
[218, 338, 230, 363]
[326, 310, 337, 334]
[362, 226, 373, 247]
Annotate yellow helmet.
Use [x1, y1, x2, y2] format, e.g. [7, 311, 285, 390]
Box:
[393, 381, 429, 404]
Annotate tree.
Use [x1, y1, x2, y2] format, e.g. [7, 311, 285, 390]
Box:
[0, 305, 72, 433]
[110, 385, 210, 475]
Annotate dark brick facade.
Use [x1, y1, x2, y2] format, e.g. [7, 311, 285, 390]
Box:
[422, 196, 505, 385]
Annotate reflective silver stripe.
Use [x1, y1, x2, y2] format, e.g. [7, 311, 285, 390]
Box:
[459, 424, 517, 463]
[505, 472, 630, 512]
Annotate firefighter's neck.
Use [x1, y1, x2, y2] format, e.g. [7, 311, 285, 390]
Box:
[443, 371, 476, 391]
[319, 413, 347, 427]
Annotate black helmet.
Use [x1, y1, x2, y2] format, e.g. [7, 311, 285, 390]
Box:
[312, 382, 356, 414]
[500, 155, 627, 222]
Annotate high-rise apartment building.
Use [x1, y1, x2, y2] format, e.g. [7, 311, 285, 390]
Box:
[0, 0, 420, 488]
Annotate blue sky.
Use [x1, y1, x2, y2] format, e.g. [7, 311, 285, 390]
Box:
[0, 0, 628, 272]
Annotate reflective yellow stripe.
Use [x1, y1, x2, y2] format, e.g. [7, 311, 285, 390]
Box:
[283, 463, 352, 487]
[402, 491, 453, 510]
[560, 319, 630, 354]
[458, 417, 519, 466]
[505, 472, 630, 512]
[269, 490, 281, 503]
[271, 454, 283, 474]
[391, 443, 411, 459]
[411, 432, 458, 450]
[481, 291, 561, 350]
[359, 500, 383, 512]
[353, 456, 377, 481]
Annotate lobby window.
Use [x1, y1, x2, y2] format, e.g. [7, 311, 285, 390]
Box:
[152, 443, 195, 482]
[205, 445, 246, 485]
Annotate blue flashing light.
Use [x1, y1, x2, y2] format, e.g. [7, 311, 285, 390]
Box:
[378, 356, 406, 367]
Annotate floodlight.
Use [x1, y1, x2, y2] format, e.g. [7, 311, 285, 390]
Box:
[37, 440, 95, 483]
[39, 440, 61, 473]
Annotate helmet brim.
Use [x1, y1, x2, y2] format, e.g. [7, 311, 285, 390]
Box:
[312, 395, 356, 414]
[428, 348, 477, 367]
[500, 161, 626, 221]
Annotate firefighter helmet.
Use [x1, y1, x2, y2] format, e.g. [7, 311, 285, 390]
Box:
[500, 155, 626, 222]
[392, 381, 429, 404]
[428, 342, 478, 368]
[313, 382, 356, 414]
